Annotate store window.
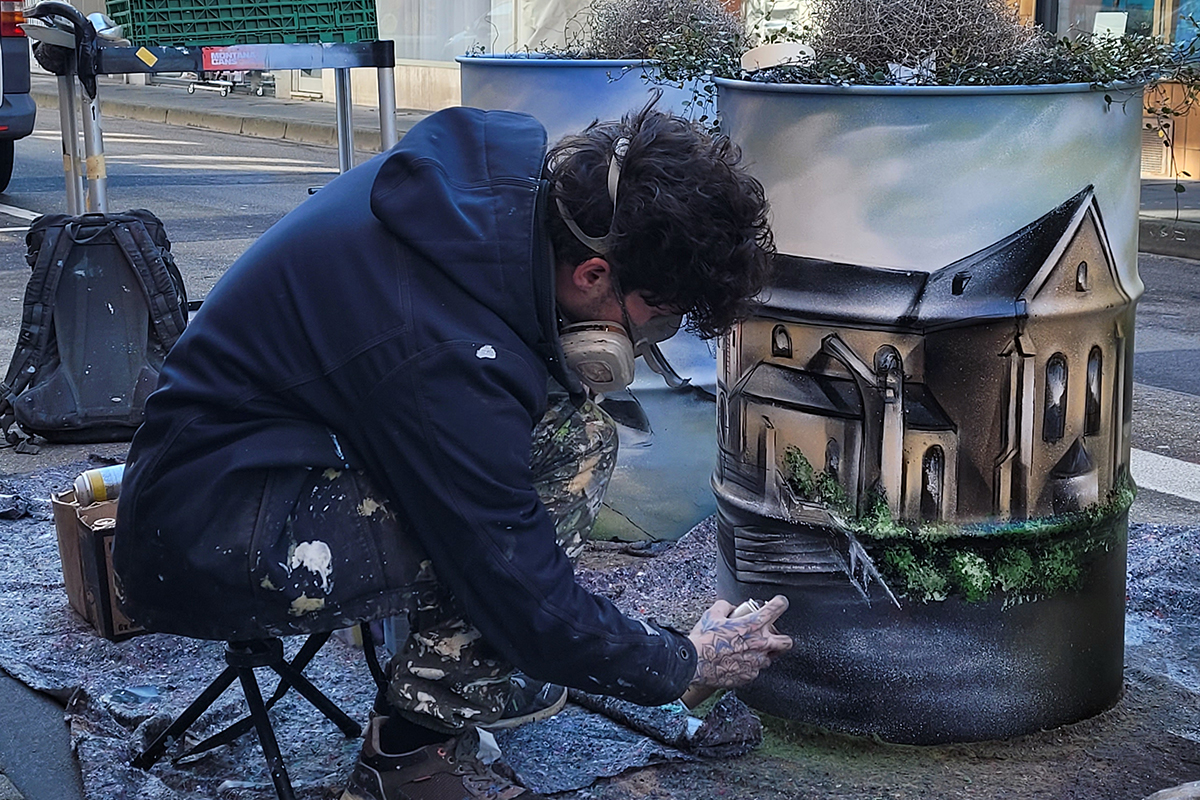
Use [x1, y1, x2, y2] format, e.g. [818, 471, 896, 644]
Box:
[1050, 0, 1177, 38]
[379, 0, 516, 61]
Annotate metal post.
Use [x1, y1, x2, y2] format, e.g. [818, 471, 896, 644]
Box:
[80, 91, 107, 213]
[56, 73, 84, 215]
[377, 65, 398, 151]
[333, 67, 354, 173]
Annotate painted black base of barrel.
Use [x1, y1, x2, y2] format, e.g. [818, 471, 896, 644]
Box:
[716, 508, 1127, 745]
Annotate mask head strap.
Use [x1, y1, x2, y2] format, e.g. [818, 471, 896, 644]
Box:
[555, 137, 630, 257]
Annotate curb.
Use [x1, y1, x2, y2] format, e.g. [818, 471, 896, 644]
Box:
[1139, 217, 1200, 260]
[29, 86, 395, 152]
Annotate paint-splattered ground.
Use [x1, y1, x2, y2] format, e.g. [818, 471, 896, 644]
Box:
[1, 460, 1199, 799]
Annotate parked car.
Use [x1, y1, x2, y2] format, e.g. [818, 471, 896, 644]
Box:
[0, 1, 36, 192]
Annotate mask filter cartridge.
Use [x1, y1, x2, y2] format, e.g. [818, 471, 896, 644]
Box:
[559, 321, 636, 396]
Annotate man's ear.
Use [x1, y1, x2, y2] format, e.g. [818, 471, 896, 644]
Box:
[570, 257, 612, 293]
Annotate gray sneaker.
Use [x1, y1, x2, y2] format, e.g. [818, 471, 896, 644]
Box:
[340, 717, 543, 800]
[486, 674, 568, 730]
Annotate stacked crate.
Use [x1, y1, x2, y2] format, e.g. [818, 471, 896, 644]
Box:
[105, 0, 378, 46]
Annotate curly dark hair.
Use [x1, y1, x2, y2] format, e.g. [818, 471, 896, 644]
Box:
[546, 102, 775, 339]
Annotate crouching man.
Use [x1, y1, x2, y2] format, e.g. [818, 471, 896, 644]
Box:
[113, 102, 791, 800]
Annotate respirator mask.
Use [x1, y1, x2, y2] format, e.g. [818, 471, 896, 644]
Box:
[556, 138, 684, 396]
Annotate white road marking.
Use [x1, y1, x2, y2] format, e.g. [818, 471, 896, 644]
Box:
[112, 162, 337, 174]
[0, 203, 40, 221]
[108, 153, 325, 165]
[1131, 448, 1200, 504]
[30, 132, 200, 146]
[0, 226, 30, 233]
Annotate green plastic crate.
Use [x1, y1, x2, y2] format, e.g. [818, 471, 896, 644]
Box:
[105, 0, 378, 47]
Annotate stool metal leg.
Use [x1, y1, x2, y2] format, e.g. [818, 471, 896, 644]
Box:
[270, 657, 361, 737]
[177, 632, 335, 759]
[238, 665, 297, 800]
[132, 664, 239, 770]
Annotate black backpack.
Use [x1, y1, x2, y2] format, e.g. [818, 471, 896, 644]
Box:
[0, 210, 188, 444]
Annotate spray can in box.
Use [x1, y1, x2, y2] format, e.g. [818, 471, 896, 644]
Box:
[74, 464, 125, 507]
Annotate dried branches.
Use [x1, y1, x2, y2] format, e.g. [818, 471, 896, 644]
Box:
[585, 0, 745, 61]
[808, 0, 1042, 76]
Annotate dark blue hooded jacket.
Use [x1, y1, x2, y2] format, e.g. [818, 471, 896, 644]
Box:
[113, 108, 696, 706]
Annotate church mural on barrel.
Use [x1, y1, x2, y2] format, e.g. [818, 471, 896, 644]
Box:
[715, 186, 1136, 527]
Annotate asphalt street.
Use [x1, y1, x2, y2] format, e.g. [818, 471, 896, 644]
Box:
[0, 106, 1199, 799]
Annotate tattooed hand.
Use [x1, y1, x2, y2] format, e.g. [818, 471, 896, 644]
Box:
[687, 595, 792, 691]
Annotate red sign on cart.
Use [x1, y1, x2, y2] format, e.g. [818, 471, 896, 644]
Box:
[201, 47, 267, 71]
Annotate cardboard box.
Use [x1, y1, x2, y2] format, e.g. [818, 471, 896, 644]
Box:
[52, 489, 144, 641]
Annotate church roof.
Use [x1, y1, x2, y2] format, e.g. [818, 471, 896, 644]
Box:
[737, 363, 955, 431]
[762, 186, 1098, 332]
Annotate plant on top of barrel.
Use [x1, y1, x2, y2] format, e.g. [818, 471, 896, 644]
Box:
[470, 0, 746, 61]
[662, 0, 1200, 181]
[464, 0, 749, 123]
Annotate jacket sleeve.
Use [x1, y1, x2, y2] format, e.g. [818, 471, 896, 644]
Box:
[352, 340, 697, 706]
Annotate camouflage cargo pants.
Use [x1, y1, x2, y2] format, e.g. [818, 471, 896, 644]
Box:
[389, 393, 616, 732]
[293, 393, 617, 734]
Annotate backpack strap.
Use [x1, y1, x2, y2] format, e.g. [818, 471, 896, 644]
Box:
[109, 218, 188, 349]
[0, 217, 78, 435]
[3, 219, 77, 395]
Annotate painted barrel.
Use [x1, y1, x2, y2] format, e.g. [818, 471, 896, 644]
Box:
[712, 79, 1143, 743]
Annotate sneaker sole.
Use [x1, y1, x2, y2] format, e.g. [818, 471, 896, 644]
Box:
[481, 687, 569, 730]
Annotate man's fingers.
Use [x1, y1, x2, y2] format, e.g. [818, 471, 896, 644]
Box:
[756, 594, 789, 624]
[744, 594, 788, 633]
[765, 632, 793, 652]
[708, 599, 736, 618]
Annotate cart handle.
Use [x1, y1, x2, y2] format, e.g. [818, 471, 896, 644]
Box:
[26, 2, 100, 98]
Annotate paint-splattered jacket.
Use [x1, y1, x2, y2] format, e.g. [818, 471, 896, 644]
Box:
[112, 108, 697, 707]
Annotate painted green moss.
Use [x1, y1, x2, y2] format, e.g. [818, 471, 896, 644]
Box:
[949, 551, 994, 602]
[994, 547, 1035, 593]
[782, 447, 852, 514]
[780, 446, 1135, 603]
[883, 545, 948, 602]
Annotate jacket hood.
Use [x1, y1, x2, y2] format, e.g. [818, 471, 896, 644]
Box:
[369, 108, 567, 384]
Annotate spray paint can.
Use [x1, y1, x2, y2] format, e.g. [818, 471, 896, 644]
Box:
[73, 464, 125, 506]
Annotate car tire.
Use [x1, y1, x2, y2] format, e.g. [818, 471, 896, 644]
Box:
[0, 140, 15, 193]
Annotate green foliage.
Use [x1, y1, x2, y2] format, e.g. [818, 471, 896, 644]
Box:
[865, 480, 1133, 604]
[948, 551, 994, 602]
[782, 446, 852, 513]
[848, 486, 906, 538]
[883, 545, 948, 602]
[994, 546, 1035, 593]
[783, 446, 817, 497]
[1037, 541, 1083, 592]
[779, 449, 1135, 604]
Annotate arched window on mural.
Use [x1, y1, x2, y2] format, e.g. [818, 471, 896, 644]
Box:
[771, 324, 792, 358]
[1044, 353, 1068, 443]
[1086, 347, 1102, 435]
[825, 438, 841, 481]
[920, 446, 944, 521]
[1076, 261, 1089, 292]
